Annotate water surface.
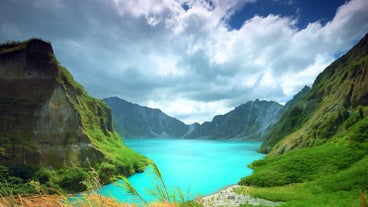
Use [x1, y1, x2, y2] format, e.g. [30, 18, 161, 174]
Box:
[101, 138, 263, 203]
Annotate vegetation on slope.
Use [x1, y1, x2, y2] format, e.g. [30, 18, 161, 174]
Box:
[0, 39, 148, 194]
[239, 107, 368, 206]
[56, 65, 148, 176]
[2, 32, 368, 206]
[239, 33, 368, 206]
[260, 33, 368, 154]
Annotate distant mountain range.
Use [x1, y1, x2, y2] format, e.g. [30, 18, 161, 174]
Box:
[104, 86, 310, 140]
[103, 97, 189, 138]
[186, 99, 283, 140]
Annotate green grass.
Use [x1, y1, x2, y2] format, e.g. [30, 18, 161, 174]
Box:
[239, 109, 368, 206]
[241, 158, 367, 207]
[249, 154, 367, 206]
[244, 185, 364, 207]
[240, 144, 365, 187]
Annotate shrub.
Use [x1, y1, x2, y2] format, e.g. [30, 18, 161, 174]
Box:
[8, 165, 35, 181]
[56, 168, 90, 193]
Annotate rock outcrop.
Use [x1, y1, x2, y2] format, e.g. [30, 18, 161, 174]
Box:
[0, 39, 146, 174]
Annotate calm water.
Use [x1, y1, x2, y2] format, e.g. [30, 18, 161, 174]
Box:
[101, 138, 264, 203]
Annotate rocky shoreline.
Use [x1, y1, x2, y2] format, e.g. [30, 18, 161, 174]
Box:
[199, 185, 283, 207]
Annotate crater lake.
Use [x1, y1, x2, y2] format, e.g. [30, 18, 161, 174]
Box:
[101, 138, 264, 203]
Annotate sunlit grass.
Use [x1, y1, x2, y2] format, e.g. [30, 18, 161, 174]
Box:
[239, 184, 367, 207]
[0, 164, 203, 207]
[238, 144, 368, 206]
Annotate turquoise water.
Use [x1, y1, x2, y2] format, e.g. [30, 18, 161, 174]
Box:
[101, 138, 264, 204]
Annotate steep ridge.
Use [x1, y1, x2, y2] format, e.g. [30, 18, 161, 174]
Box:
[239, 34, 368, 206]
[105, 97, 287, 140]
[105, 89, 311, 140]
[282, 86, 311, 111]
[0, 39, 147, 192]
[104, 97, 189, 138]
[186, 100, 283, 140]
[260, 33, 368, 154]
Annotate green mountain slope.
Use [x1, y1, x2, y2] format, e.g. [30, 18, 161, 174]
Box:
[239, 33, 368, 206]
[260, 33, 368, 155]
[0, 39, 147, 193]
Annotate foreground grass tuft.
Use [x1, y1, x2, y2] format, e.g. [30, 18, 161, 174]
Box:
[0, 164, 203, 207]
[119, 161, 202, 207]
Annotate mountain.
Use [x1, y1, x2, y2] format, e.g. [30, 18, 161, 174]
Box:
[0, 39, 147, 193]
[186, 99, 283, 140]
[260, 33, 368, 154]
[105, 89, 312, 140]
[239, 34, 368, 206]
[105, 97, 285, 140]
[104, 97, 189, 138]
[283, 85, 311, 111]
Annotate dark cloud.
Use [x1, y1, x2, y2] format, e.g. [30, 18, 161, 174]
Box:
[1, 0, 367, 123]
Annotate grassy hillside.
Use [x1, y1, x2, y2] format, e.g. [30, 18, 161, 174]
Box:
[239, 111, 368, 206]
[238, 34, 368, 206]
[260, 33, 368, 154]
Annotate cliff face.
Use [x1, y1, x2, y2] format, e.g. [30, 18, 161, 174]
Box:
[0, 39, 146, 173]
[260, 33, 368, 155]
[185, 100, 283, 140]
[104, 97, 189, 138]
[105, 97, 286, 140]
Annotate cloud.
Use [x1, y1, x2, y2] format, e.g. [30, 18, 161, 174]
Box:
[0, 0, 367, 124]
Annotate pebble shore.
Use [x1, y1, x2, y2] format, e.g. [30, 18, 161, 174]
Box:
[199, 185, 283, 207]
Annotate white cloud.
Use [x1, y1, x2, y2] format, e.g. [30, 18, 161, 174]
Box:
[1, 0, 367, 124]
[281, 54, 333, 96]
[147, 98, 232, 124]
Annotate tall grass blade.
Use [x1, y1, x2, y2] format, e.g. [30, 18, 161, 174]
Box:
[360, 191, 367, 207]
[146, 185, 165, 202]
[150, 161, 170, 202]
[118, 176, 148, 205]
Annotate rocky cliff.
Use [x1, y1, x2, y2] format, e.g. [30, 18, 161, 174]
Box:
[104, 97, 189, 138]
[105, 97, 288, 140]
[0, 39, 146, 176]
[186, 99, 283, 140]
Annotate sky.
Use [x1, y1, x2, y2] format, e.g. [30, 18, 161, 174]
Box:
[1, 0, 368, 124]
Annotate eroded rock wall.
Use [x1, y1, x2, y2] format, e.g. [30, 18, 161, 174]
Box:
[0, 39, 102, 168]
